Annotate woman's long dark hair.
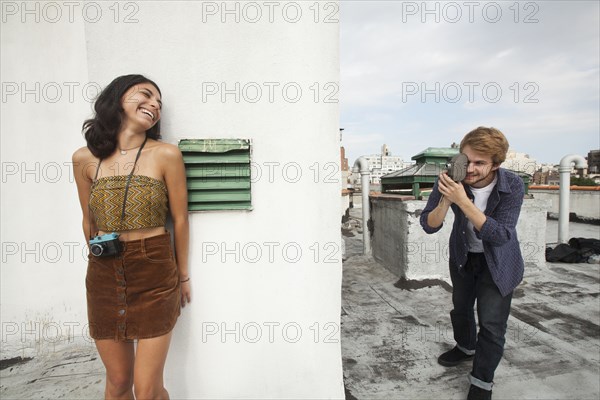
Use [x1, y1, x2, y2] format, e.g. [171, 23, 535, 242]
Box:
[82, 74, 162, 159]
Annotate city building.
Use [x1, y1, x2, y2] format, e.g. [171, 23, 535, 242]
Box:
[587, 149, 600, 175]
[501, 149, 537, 175]
[533, 169, 560, 185]
[353, 144, 411, 186]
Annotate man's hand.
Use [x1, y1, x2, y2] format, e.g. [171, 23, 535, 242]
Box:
[437, 172, 470, 207]
[438, 172, 488, 231]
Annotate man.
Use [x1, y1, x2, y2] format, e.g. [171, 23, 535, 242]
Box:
[420, 127, 525, 400]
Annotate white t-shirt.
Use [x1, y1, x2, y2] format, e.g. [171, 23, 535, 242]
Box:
[466, 175, 498, 253]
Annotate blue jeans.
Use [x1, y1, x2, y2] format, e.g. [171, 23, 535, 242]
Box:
[449, 252, 513, 390]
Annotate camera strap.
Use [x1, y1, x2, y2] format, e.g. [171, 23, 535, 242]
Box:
[88, 136, 148, 239]
[119, 136, 148, 228]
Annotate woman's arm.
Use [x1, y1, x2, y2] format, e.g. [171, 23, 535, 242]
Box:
[72, 147, 97, 243]
[161, 144, 191, 306]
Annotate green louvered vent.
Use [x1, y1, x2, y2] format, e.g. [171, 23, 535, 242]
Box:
[178, 139, 252, 211]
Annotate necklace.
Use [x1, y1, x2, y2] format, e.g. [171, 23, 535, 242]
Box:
[118, 142, 144, 155]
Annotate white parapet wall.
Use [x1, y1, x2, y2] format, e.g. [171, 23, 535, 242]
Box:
[341, 191, 351, 219]
[530, 187, 600, 221]
[370, 196, 550, 283]
[1, 2, 343, 398]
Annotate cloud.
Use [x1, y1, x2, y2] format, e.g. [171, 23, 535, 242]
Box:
[341, 1, 599, 164]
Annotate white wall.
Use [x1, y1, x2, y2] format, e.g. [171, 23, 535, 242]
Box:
[371, 197, 551, 282]
[530, 189, 600, 220]
[1, 2, 343, 398]
[1, 4, 92, 347]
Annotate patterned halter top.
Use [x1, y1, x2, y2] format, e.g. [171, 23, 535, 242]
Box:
[89, 175, 168, 231]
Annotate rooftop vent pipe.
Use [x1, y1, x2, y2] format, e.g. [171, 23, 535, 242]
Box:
[352, 157, 371, 255]
[558, 154, 587, 243]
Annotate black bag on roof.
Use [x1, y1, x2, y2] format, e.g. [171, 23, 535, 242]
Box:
[545, 244, 586, 263]
[545, 237, 600, 263]
[568, 238, 600, 254]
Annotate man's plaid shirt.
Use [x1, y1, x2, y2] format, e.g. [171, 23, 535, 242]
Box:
[420, 168, 525, 297]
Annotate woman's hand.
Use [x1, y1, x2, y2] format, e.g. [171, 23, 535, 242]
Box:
[180, 279, 192, 307]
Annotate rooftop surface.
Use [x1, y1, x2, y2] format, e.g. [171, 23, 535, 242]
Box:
[342, 208, 600, 400]
[1, 214, 598, 399]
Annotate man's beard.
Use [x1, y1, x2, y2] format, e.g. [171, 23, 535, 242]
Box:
[464, 169, 495, 188]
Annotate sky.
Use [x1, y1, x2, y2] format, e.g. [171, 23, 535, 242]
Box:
[340, 1, 600, 165]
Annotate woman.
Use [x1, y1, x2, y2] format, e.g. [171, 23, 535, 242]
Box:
[72, 74, 191, 399]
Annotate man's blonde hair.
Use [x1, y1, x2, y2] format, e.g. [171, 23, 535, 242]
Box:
[460, 126, 509, 165]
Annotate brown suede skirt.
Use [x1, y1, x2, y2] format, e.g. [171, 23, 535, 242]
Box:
[86, 232, 180, 341]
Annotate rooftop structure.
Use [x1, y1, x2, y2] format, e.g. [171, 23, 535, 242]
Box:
[380, 147, 458, 198]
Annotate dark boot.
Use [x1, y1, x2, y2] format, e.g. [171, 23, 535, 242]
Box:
[437, 346, 474, 367]
[467, 384, 492, 400]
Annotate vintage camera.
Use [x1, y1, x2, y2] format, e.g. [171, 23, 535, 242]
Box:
[89, 232, 122, 257]
[445, 153, 468, 182]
